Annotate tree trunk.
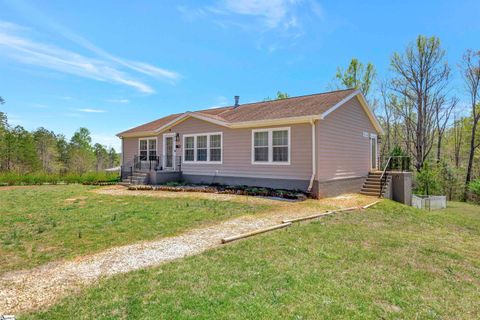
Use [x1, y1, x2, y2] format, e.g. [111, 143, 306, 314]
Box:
[436, 134, 442, 163]
[464, 120, 478, 200]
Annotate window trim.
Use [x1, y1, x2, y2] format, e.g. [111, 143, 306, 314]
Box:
[182, 132, 223, 164]
[138, 137, 158, 161]
[251, 127, 291, 165]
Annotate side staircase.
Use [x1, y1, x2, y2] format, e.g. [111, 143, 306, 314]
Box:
[120, 171, 149, 186]
[360, 171, 391, 197]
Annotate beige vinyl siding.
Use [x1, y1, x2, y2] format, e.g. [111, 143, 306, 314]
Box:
[122, 135, 163, 166]
[316, 96, 376, 181]
[170, 117, 312, 180]
[122, 137, 138, 166]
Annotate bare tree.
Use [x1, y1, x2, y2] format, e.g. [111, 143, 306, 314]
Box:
[452, 116, 465, 168]
[435, 96, 457, 163]
[460, 50, 480, 199]
[390, 35, 451, 171]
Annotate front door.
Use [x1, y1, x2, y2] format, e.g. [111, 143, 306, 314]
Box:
[163, 134, 175, 170]
[370, 135, 378, 170]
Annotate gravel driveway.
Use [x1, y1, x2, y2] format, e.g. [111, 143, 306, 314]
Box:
[0, 188, 374, 315]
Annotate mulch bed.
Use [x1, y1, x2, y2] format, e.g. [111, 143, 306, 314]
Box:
[127, 184, 309, 201]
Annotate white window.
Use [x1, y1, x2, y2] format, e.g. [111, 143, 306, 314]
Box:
[183, 132, 222, 164]
[138, 138, 157, 161]
[209, 134, 222, 162]
[252, 128, 290, 165]
[184, 136, 195, 162]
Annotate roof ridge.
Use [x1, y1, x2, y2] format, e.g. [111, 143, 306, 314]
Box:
[195, 88, 357, 112]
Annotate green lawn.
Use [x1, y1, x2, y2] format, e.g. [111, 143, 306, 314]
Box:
[0, 185, 269, 273]
[22, 200, 480, 319]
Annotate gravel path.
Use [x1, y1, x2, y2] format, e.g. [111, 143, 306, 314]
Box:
[0, 188, 374, 315]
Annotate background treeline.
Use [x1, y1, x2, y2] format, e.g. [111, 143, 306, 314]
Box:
[0, 108, 119, 185]
[332, 35, 480, 202]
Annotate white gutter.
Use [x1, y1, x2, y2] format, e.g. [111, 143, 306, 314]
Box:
[307, 119, 316, 192]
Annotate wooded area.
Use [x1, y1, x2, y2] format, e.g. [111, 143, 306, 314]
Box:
[334, 36, 480, 201]
[0, 106, 119, 177]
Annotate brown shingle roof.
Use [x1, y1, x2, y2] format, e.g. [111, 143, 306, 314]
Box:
[117, 113, 182, 136]
[118, 89, 357, 136]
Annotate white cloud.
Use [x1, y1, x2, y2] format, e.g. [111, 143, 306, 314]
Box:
[208, 95, 230, 109]
[0, 20, 180, 93]
[177, 5, 208, 21]
[76, 108, 106, 113]
[308, 0, 324, 18]
[220, 0, 292, 28]
[214, 0, 324, 31]
[179, 0, 326, 54]
[107, 98, 130, 104]
[30, 103, 49, 109]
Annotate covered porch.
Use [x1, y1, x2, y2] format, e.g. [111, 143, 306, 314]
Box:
[121, 155, 182, 185]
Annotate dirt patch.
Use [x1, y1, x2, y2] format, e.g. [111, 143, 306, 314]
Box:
[318, 193, 377, 208]
[64, 196, 87, 205]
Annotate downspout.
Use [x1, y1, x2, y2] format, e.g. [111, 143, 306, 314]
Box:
[307, 119, 316, 192]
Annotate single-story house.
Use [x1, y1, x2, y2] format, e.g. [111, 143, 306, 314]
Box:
[117, 88, 384, 198]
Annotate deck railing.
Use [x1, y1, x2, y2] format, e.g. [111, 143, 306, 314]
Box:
[121, 155, 182, 180]
[132, 155, 182, 171]
[379, 156, 411, 197]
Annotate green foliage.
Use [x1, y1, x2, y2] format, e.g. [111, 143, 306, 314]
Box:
[0, 171, 119, 186]
[0, 106, 119, 176]
[263, 91, 290, 101]
[468, 179, 480, 203]
[335, 58, 376, 96]
[390, 145, 406, 157]
[414, 162, 441, 196]
[436, 161, 462, 200]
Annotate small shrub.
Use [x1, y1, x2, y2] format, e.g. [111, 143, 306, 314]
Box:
[468, 179, 480, 203]
[414, 162, 441, 196]
[0, 171, 119, 186]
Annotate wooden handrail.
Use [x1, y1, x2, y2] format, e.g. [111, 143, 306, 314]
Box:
[379, 156, 392, 197]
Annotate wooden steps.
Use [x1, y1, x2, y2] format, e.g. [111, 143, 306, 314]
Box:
[121, 171, 149, 185]
[360, 171, 391, 197]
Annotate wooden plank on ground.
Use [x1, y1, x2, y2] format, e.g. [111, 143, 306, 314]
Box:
[282, 210, 333, 223]
[221, 222, 292, 244]
[282, 206, 360, 224]
[362, 200, 381, 209]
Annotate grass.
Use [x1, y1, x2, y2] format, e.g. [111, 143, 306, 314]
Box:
[0, 185, 269, 273]
[0, 171, 120, 186]
[21, 200, 480, 319]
